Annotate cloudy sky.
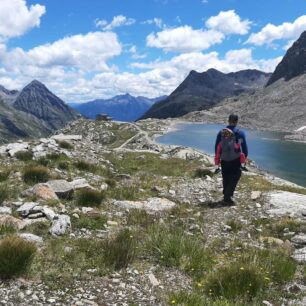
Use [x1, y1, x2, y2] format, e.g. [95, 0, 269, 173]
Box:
[0, 0, 306, 102]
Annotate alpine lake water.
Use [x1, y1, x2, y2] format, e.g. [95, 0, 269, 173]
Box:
[157, 123, 306, 187]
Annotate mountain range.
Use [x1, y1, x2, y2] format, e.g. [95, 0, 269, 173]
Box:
[71, 94, 167, 122]
[184, 30, 306, 132]
[0, 80, 79, 143]
[140, 69, 271, 119]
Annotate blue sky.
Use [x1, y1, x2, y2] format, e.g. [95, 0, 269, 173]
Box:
[1, 0, 306, 102]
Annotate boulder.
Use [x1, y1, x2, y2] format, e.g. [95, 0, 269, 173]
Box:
[51, 134, 82, 141]
[47, 180, 74, 199]
[251, 191, 262, 201]
[17, 202, 39, 217]
[49, 215, 71, 236]
[291, 234, 306, 246]
[113, 197, 176, 213]
[0, 215, 26, 230]
[6, 142, 29, 157]
[265, 191, 306, 217]
[0, 207, 12, 215]
[292, 247, 306, 263]
[69, 178, 93, 190]
[22, 184, 59, 200]
[19, 233, 43, 245]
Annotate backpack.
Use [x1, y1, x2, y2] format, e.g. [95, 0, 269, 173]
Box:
[219, 128, 241, 161]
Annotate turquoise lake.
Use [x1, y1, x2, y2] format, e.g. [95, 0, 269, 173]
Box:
[157, 123, 306, 187]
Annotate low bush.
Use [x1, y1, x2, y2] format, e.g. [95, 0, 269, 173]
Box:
[75, 189, 105, 207]
[22, 166, 49, 184]
[0, 236, 36, 279]
[58, 161, 70, 170]
[226, 220, 243, 233]
[15, 150, 33, 161]
[194, 168, 213, 178]
[102, 229, 137, 270]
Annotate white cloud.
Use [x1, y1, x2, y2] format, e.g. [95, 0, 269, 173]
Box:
[206, 10, 251, 35]
[143, 18, 164, 28]
[129, 46, 137, 53]
[0, 0, 45, 39]
[146, 26, 224, 52]
[246, 15, 306, 46]
[96, 15, 136, 31]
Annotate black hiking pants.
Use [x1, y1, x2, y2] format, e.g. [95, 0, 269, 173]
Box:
[221, 157, 241, 200]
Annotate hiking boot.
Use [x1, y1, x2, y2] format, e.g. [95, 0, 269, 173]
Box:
[223, 197, 235, 206]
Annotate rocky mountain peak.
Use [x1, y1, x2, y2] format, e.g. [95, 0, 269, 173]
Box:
[266, 30, 306, 86]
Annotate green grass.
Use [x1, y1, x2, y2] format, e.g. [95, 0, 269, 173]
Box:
[0, 236, 36, 279]
[127, 209, 156, 228]
[106, 185, 152, 201]
[22, 166, 49, 184]
[23, 221, 50, 237]
[73, 160, 98, 173]
[145, 224, 213, 279]
[0, 169, 10, 182]
[75, 189, 106, 207]
[0, 183, 10, 204]
[102, 229, 137, 270]
[15, 150, 33, 161]
[0, 222, 17, 235]
[106, 152, 203, 177]
[72, 214, 107, 230]
[226, 220, 243, 233]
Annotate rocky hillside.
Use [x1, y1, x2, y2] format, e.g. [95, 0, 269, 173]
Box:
[0, 118, 306, 305]
[267, 31, 306, 86]
[71, 94, 167, 122]
[0, 81, 79, 143]
[140, 69, 270, 120]
[185, 30, 306, 133]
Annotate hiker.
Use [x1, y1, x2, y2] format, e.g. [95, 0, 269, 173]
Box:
[214, 114, 248, 205]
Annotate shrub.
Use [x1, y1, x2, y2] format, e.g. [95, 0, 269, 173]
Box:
[58, 141, 73, 150]
[226, 220, 243, 233]
[75, 189, 105, 207]
[58, 161, 70, 170]
[0, 236, 36, 279]
[105, 178, 116, 188]
[146, 224, 212, 278]
[194, 168, 213, 178]
[205, 261, 265, 300]
[22, 166, 49, 184]
[74, 160, 98, 173]
[102, 229, 137, 270]
[15, 150, 33, 161]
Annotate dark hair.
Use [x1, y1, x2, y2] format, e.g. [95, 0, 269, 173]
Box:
[228, 114, 239, 122]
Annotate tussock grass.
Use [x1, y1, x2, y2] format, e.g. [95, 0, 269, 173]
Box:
[0, 183, 10, 204]
[226, 220, 243, 233]
[75, 189, 105, 207]
[57, 140, 74, 150]
[102, 229, 137, 270]
[22, 166, 49, 184]
[74, 160, 98, 173]
[0, 222, 17, 235]
[0, 169, 10, 182]
[0, 236, 36, 279]
[72, 214, 107, 230]
[24, 221, 50, 237]
[106, 186, 149, 201]
[127, 209, 156, 228]
[145, 224, 212, 278]
[15, 150, 33, 161]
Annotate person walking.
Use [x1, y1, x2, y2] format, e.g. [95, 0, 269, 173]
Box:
[214, 114, 248, 205]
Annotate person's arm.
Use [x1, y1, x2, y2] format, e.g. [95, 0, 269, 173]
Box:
[215, 131, 221, 155]
[240, 131, 248, 157]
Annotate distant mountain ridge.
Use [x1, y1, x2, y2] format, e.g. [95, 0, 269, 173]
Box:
[140, 69, 271, 119]
[184, 30, 306, 132]
[0, 80, 79, 143]
[71, 94, 167, 122]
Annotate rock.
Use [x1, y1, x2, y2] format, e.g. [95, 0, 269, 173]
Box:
[49, 215, 71, 236]
[47, 180, 74, 199]
[39, 206, 57, 221]
[148, 273, 160, 286]
[81, 207, 94, 214]
[70, 178, 93, 190]
[27, 212, 45, 219]
[292, 247, 306, 263]
[255, 203, 262, 208]
[260, 236, 284, 246]
[17, 202, 38, 217]
[113, 197, 176, 213]
[100, 183, 109, 191]
[291, 234, 306, 246]
[107, 221, 118, 226]
[22, 184, 59, 200]
[51, 134, 82, 141]
[6, 142, 29, 156]
[0, 207, 12, 215]
[251, 191, 261, 200]
[0, 215, 26, 230]
[265, 191, 306, 217]
[19, 233, 43, 245]
[116, 174, 132, 180]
